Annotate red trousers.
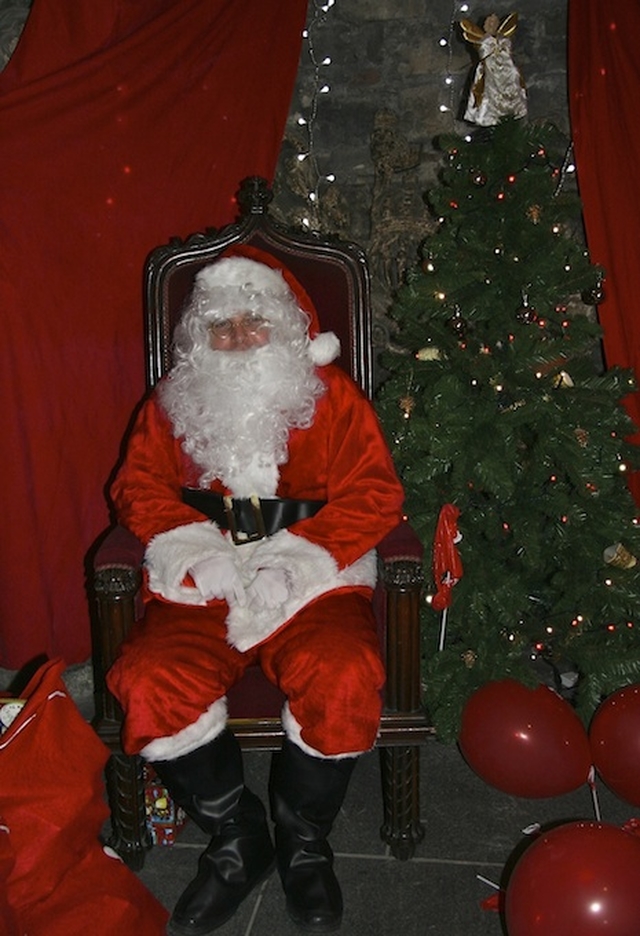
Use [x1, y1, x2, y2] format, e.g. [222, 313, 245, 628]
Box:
[107, 590, 385, 758]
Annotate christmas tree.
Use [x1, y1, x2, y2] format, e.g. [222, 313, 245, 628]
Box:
[376, 117, 640, 742]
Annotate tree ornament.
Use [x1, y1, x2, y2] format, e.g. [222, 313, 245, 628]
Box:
[460, 13, 527, 127]
[603, 542, 637, 569]
[515, 291, 537, 323]
[415, 345, 442, 361]
[526, 204, 542, 224]
[553, 370, 574, 389]
[461, 649, 477, 668]
[574, 427, 589, 447]
[399, 395, 415, 418]
[582, 278, 605, 305]
[447, 305, 467, 337]
[530, 145, 548, 164]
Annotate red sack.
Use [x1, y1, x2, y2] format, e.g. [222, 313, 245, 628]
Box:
[0, 658, 167, 934]
[0, 819, 19, 936]
[21, 843, 169, 936]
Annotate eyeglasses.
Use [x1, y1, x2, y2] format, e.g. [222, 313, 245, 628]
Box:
[208, 312, 271, 340]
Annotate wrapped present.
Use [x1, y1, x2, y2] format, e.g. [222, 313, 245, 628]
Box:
[143, 765, 188, 845]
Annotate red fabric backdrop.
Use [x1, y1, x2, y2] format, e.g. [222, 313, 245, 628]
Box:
[0, 0, 307, 668]
[568, 0, 640, 502]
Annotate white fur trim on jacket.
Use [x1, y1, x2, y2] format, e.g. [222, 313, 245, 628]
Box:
[144, 522, 377, 652]
[225, 528, 377, 652]
[140, 697, 228, 761]
[309, 331, 340, 366]
[145, 520, 237, 605]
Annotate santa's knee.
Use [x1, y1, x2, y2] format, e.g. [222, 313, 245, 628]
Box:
[281, 661, 383, 757]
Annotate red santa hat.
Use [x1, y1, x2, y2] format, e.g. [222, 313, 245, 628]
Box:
[194, 245, 340, 367]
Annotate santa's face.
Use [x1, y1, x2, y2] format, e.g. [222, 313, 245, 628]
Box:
[209, 311, 272, 352]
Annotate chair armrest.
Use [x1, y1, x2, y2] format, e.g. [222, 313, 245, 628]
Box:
[377, 518, 423, 565]
[94, 523, 145, 572]
[93, 524, 144, 605]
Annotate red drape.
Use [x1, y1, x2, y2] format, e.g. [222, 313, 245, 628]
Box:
[0, 0, 307, 668]
[568, 0, 640, 502]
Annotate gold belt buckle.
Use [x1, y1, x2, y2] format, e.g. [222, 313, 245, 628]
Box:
[223, 494, 267, 545]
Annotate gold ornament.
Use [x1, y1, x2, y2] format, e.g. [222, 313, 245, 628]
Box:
[399, 395, 415, 417]
[574, 427, 589, 448]
[416, 345, 442, 361]
[603, 542, 637, 569]
[553, 370, 574, 389]
[461, 649, 477, 669]
[526, 204, 542, 224]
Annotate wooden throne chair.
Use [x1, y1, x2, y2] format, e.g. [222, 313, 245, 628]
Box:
[90, 176, 431, 870]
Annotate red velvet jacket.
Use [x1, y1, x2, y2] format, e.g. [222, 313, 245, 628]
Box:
[111, 363, 404, 651]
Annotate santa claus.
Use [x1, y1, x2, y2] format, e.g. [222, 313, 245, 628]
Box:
[107, 250, 404, 935]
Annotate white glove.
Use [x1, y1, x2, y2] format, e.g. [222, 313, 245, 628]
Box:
[248, 568, 290, 609]
[189, 555, 246, 606]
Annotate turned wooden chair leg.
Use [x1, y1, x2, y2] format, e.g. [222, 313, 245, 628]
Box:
[379, 744, 425, 860]
[103, 752, 152, 871]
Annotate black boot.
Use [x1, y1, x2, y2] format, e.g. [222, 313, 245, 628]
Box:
[270, 739, 356, 932]
[152, 729, 275, 936]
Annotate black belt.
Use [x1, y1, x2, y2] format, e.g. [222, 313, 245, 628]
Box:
[181, 487, 326, 544]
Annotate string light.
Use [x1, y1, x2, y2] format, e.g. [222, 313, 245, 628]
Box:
[296, 0, 338, 228]
[438, 2, 472, 124]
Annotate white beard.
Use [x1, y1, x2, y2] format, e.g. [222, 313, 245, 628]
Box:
[159, 341, 325, 497]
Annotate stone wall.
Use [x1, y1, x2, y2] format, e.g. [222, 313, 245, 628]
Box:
[273, 1, 570, 326]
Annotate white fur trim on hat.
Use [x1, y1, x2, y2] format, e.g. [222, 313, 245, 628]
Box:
[196, 257, 291, 297]
[309, 331, 340, 366]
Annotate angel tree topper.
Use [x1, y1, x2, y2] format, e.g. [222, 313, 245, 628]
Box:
[461, 12, 528, 126]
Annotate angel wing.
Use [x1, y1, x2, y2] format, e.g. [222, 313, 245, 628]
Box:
[498, 12, 519, 38]
[460, 19, 484, 44]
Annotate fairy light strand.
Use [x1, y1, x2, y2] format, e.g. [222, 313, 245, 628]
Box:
[298, 0, 337, 228]
[439, 1, 470, 126]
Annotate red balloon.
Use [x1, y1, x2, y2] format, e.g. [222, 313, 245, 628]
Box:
[459, 679, 591, 797]
[505, 822, 640, 935]
[590, 684, 640, 806]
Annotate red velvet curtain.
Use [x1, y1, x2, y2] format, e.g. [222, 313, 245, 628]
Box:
[0, 0, 307, 668]
[568, 0, 640, 501]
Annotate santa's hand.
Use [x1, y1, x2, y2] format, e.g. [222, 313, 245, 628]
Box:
[248, 568, 290, 609]
[189, 555, 246, 605]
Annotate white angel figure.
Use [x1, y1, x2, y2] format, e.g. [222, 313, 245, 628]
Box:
[461, 12, 528, 126]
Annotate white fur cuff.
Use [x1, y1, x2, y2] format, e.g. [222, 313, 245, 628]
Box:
[140, 697, 228, 761]
[145, 520, 236, 605]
